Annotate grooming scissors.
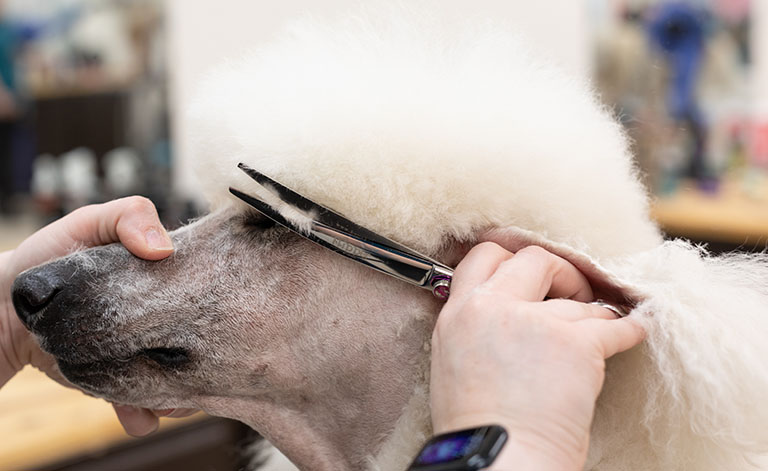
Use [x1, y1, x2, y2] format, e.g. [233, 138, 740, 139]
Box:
[229, 163, 454, 300]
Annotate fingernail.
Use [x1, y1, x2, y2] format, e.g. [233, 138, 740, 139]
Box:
[168, 408, 195, 418]
[154, 408, 174, 417]
[145, 229, 174, 251]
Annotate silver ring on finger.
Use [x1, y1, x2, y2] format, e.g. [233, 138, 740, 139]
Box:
[590, 300, 628, 318]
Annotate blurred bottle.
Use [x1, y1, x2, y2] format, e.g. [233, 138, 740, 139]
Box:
[59, 147, 96, 213]
[103, 146, 142, 198]
[30, 153, 61, 219]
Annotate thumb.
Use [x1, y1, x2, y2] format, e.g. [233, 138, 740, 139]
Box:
[112, 404, 160, 437]
[61, 196, 174, 261]
[111, 197, 175, 260]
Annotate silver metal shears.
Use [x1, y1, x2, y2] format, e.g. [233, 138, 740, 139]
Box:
[229, 163, 454, 300]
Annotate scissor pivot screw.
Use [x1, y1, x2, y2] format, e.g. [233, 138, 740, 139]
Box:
[431, 279, 451, 300]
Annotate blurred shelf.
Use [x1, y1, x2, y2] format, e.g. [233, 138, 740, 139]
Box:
[650, 178, 768, 246]
[0, 367, 205, 471]
[30, 83, 131, 101]
[28, 74, 138, 101]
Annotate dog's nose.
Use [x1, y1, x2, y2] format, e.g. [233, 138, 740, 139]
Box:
[12, 265, 71, 329]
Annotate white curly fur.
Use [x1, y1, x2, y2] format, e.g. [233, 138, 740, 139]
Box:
[188, 7, 768, 470]
[590, 243, 768, 470]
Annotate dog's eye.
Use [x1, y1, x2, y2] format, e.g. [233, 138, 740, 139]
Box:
[141, 347, 190, 368]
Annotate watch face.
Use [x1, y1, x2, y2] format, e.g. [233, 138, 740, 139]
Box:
[408, 425, 507, 471]
[414, 429, 485, 465]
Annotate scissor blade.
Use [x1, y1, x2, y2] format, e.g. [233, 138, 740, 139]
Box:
[229, 187, 295, 229]
[308, 221, 438, 287]
[236, 163, 431, 260]
[229, 187, 438, 288]
[237, 163, 318, 214]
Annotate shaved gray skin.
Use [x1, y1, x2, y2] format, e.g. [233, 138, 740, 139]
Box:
[14, 207, 440, 470]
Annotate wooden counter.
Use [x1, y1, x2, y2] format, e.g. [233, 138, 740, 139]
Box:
[0, 367, 202, 470]
[650, 178, 768, 246]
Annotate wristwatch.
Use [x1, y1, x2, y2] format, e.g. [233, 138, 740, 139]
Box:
[407, 425, 508, 471]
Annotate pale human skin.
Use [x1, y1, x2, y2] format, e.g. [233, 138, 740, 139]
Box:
[0, 196, 193, 436]
[430, 243, 646, 470]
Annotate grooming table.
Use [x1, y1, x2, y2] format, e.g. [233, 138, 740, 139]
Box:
[0, 367, 203, 470]
[651, 178, 768, 247]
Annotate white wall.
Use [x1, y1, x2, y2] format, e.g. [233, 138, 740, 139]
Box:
[165, 0, 591, 201]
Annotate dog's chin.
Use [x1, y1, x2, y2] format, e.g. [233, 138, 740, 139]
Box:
[57, 358, 131, 397]
[54, 347, 194, 405]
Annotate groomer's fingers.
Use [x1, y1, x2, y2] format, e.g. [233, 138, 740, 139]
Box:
[541, 299, 621, 322]
[112, 404, 159, 437]
[154, 408, 198, 418]
[448, 242, 513, 303]
[485, 246, 594, 303]
[8, 197, 174, 279]
[113, 405, 198, 436]
[578, 317, 646, 358]
[62, 196, 174, 260]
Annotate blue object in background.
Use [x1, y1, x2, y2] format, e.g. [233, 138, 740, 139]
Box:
[648, 2, 707, 120]
[647, 2, 712, 183]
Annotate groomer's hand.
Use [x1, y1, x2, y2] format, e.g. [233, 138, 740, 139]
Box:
[0, 197, 195, 436]
[430, 243, 646, 471]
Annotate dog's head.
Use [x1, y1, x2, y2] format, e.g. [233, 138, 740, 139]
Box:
[12, 207, 438, 410]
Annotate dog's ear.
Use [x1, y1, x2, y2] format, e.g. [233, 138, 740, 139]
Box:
[457, 226, 644, 310]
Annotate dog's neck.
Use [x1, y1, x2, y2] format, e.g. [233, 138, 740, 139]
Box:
[199, 278, 439, 470]
[205, 372, 433, 471]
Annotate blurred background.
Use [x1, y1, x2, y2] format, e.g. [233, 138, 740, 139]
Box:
[0, 0, 766, 470]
